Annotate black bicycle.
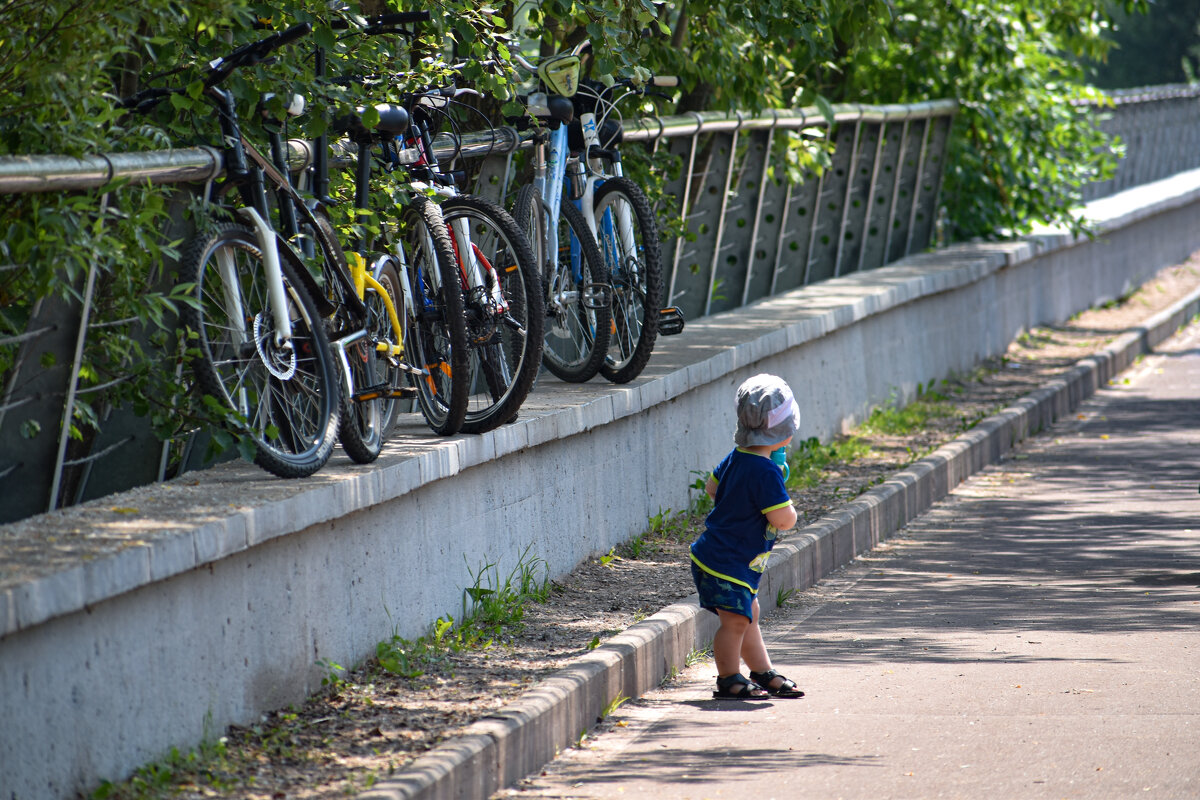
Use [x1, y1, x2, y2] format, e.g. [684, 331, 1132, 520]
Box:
[125, 23, 347, 478]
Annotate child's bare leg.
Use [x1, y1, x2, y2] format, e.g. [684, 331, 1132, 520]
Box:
[740, 598, 773, 674]
[713, 609, 751, 677]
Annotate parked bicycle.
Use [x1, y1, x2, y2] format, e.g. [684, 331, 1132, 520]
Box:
[334, 15, 544, 433]
[302, 11, 472, 440]
[570, 73, 686, 382]
[509, 44, 613, 383]
[123, 23, 346, 478]
[510, 45, 685, 384]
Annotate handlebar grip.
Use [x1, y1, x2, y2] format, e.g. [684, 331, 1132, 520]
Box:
[120, 87, 173, 111]
[651, 75, 679, 88]
[372, 11, 431, 25]
[273, 21, 313, 49]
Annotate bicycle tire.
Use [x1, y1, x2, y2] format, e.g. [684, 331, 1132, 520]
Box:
[181, 222, 340, 478]
[594, 177, 663, 384]
[442, 195, 544, 434]
[514, 186, 611, 383]
[401, 195, 469, 435]
[338, 256, 404, 462]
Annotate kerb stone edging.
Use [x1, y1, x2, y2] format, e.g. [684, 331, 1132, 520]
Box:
[357, 285, 1200, 800]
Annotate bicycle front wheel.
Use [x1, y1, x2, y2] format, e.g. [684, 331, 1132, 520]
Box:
[515, 187, 611, 383]
[400, 196, 469, 435]
[594, 177, 664, 384]
[182, 222, 340, 478]
[442, 195, 544, 434]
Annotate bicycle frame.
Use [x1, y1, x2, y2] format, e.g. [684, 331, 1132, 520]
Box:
[574, 111, 637, 271]
[531, 122, 596, 300]
[400, 102, 498, 312]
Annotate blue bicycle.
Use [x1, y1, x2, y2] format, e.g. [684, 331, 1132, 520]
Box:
[569, 73, 685, 383]
[512, 45, 683, 383]
[511, 45, 613, 383]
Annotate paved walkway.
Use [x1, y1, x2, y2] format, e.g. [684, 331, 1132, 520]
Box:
[501, 323, 1200, 799]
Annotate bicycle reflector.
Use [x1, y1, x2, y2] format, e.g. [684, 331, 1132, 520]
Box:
[539, 54, 581, 97]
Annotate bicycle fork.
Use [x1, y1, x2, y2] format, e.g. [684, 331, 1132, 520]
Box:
[236, 206, 295, 346]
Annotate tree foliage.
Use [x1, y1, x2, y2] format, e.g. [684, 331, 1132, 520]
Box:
[833, 0, 1139, 239]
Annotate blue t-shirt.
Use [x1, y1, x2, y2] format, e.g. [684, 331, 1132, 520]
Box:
[690, 448, 792, 592]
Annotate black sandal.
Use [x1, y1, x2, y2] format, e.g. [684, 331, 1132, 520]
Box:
[713, 673, 770, 700]
[749, 669, 805, 698]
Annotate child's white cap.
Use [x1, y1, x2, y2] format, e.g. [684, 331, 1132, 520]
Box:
[734, 373, 801, 447]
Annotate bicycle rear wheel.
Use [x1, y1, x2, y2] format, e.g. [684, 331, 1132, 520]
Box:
[513, 186, 611, 383]
[442, 195, 544, 433]
[594, 176, 663, 384]
[181, 222, 340, 478]
[401, 196, 469, 435]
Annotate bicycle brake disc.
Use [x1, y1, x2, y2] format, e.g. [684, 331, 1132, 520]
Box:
[253, 312, 298, 380]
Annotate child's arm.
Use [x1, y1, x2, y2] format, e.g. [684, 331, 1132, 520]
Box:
[765, 503, 797, 532]
[705, 475, 718, 499]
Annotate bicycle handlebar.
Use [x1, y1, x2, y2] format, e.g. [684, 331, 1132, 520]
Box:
[331, 11, 432, 32]
[369, 11, 431, 29]
[121, 22, 314, 111]
[205, 22, 312, 87]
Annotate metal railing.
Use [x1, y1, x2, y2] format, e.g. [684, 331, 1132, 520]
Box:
[1081, 83, 1200, 202]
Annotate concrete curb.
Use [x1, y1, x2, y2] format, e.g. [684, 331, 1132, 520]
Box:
[359, 284, 1200, 800]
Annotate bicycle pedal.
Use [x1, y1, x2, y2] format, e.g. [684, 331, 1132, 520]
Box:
[389, 387, 418, 399]
[581, 282, 611, 310]
[352, 382, 408, 402]
[658, 306, 686, 336]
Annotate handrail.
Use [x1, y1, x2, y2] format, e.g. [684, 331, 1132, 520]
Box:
[0, 100, 958, 194]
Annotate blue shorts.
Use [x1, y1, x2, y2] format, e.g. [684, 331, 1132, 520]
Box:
[691, 562, 754, 621]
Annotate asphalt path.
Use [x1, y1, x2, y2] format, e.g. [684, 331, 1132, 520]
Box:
[501, 322, 1200, 799]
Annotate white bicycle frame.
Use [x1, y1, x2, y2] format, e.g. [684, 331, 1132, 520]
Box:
[576, 111, 637, 263]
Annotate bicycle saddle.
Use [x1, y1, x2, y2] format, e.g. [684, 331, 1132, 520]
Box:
[519, 93, 575, 127]
[332, 103, 410, 143]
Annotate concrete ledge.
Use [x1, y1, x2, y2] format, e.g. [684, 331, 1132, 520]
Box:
[356, 277, 1200, 800]
[5, 169, 1200, 798]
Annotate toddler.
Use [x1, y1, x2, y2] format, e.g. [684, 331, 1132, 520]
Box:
[690, 373, 805, 700]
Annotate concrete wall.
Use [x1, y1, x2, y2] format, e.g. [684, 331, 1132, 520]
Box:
[4, 169, 1200, 799]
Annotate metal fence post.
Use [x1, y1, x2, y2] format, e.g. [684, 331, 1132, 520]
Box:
[703, 112, 743, 316]
[47, 195, 105, 511]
